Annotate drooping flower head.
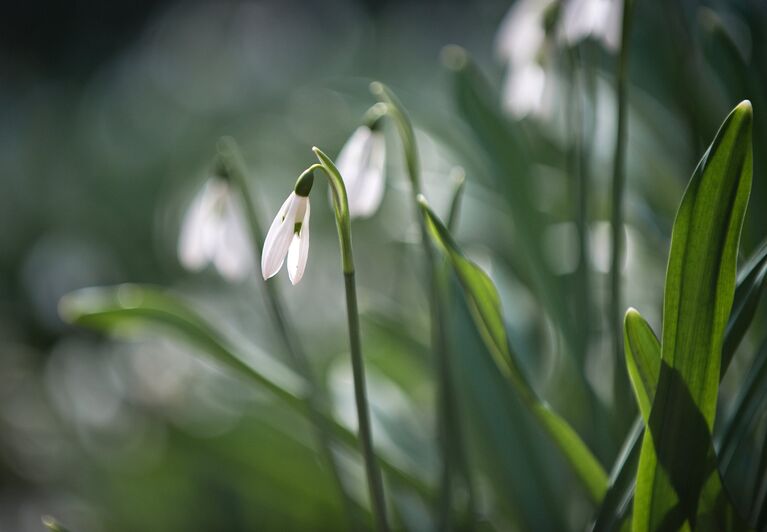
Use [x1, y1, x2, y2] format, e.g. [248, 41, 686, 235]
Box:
[261, 171, 313, 285]
[335, 121, 386, 219]
[495, 0, 621, 119]
[178, 176, 253, 281]
[559, 0, 622, 52]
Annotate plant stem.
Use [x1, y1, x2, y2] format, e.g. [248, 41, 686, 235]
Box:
[313, 147, 390, 532]
[371, 82, 475, 529]
[610, 0, 635, 413]
[344, 271, 390, 532]
[216, 138, 359, 529]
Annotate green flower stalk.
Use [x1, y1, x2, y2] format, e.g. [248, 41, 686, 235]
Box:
[215, 139, 358, 528]
[367, 81, 475, 529]
[262, 149, 390, 532]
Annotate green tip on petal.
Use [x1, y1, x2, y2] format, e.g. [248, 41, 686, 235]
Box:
[294, 169, 315, 197]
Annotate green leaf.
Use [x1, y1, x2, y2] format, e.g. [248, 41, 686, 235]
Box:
[718, 337, 767, 519]
[722, 240, 767, 370]
[592, 239, 767, 531]
[59, 284, 431, 500]
[633, 101, 753, 531]
[443, 47, 577, 358]
[624, 308, 661, 422]
[59, 284, 308, 400]
[417, 196, 608, 503]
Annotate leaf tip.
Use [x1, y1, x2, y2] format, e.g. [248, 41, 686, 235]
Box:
[369, 81, 384, 96]
[624, 307, 641, 324]
[735, 99, 752, 116]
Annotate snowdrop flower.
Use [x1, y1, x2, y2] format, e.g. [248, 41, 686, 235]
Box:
[178, 177, 252, 281]
[261, 177, 312, 285]
[335, 124, 386, 218]
[495, 0, 557, 119]
[559, 0, 622, 52]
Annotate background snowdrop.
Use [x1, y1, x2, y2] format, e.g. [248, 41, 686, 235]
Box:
[178, 177, 253, 281]
[335, 125, 386, 218]
[559, 0, 622, 51]
[495, 0, 557, 119]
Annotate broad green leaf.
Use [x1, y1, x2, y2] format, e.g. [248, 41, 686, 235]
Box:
[633, 101, 753, 531]
[624, 308, 661, 422]
[594, 245, 766, 531]
[59, 284, 430, 500]
[593, 240, 767, 531]
[418, 196, 608, 503]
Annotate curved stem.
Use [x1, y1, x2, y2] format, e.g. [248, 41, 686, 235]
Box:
[216, 138, 360, 528]
[313, 148, 390, 532]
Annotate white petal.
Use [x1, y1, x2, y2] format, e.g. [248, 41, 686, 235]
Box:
[560, 0, 614, 47]
[336, 126, 373, 190]
[502, 63, 546, 119]
[599, 0, 622, 52]
[496, 0, 549, 65]
[348, 132, 386, 218]
[178, 179, 224, 271]
[261, 193, 298, 279]
[287, 201, 310, 285]
[214, 196, 253, 281]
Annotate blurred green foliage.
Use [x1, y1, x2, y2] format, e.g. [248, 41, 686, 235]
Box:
[2, 0, 767, 531]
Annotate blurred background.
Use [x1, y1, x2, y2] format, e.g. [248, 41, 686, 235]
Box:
[1, 0, 766, 530]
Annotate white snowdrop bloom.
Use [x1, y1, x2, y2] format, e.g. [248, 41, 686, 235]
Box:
[261, 191, 311, 285]
[495, 0, 556, 119]
[502, 62, 548, 118]
[559, 0, 622, 52]
[495, 0, 551, 67]
[335, 125, 386, 218]
[178, 178, 253, 282]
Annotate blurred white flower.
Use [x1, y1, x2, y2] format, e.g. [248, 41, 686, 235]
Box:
[178, 178, 253, 281]
[261, 192, 311, 285]
[495, 0, 556, 119]
[560, 0, 622, 52]
[495, 0, 622, 119]
[335, 125, 386, 218]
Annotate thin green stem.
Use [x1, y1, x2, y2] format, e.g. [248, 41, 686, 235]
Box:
[314, 148, 390, 532]
[371, 82, 475, 529]
[609, 0, 635, 412]
[344, 271, 390, 532]
[215, 138, 359, 528]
